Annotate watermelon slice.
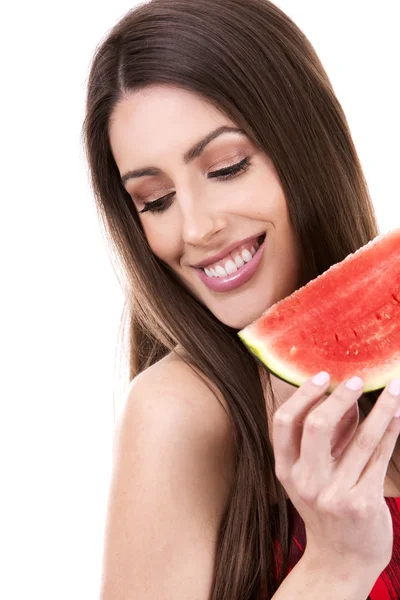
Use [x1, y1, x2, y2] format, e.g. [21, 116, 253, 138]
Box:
[238, 228, 400, 393]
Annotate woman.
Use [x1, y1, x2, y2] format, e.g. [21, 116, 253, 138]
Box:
[81, 1, 400, 598]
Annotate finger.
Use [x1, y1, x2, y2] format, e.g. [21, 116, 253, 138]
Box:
[272, 372, 331, 480]
[334, 380, 400, 490]
[330, 401, 359, 459]
[358, 411, 400, 494]
[300, 377, 365, 473]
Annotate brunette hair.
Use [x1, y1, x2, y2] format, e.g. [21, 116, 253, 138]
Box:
[81, 1, 388, 597]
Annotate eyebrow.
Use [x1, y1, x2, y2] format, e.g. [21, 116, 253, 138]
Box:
[120, 125, 245, 187]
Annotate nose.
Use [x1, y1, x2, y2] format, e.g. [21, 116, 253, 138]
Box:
[182, 214, 227, 246]
[180, 189, 228, 246]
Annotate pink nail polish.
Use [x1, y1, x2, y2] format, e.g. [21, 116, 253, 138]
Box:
[345, 376, 364, 391]
[312, 371, 330, 386]
[388, 379, 400, 397]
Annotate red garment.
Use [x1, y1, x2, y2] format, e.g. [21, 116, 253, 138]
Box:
[273, 496, 400, 599]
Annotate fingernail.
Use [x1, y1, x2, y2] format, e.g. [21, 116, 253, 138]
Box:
[312, 371, 330, 386]
[345, 376, 364, 391]
[388, 379, 400, 397]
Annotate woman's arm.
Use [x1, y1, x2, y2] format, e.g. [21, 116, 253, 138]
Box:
[271, 547, 382, 599]
[99, 359, 236, 600]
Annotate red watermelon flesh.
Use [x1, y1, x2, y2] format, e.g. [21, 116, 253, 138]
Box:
[238, 228, 400, 393]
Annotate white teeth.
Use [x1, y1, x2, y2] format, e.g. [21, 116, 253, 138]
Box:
[234, 254, 245, 268]
[241, 249, 253, 263]
[215, 265, 228, 277]
[202, 236, 264, 278]
[224, 259, 238, 275]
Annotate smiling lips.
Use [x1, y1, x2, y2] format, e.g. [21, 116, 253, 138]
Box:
[191, 232, 266, 269]
[194, 233, 267, 293]
[202, 237, 262, 278]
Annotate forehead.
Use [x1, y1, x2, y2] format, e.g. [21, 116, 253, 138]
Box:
[108, 85, 237, 166]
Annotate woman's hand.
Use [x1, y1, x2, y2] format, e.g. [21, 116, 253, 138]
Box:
[272, 372, 400, 573]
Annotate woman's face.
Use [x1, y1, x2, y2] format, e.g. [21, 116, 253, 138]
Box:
[109, 84, 301, 329]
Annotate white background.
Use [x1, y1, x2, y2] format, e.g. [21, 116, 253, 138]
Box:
[1, 1, 398, 598]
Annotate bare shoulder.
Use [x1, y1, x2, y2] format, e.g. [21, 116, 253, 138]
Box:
[122, 345, 235, 450]
[101, 347, 236, 599]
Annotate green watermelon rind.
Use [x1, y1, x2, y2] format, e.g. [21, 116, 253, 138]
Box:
[238, 227, 400, 394]
[238, 327, 400, 395]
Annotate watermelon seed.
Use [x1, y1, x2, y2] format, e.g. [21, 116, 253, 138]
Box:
[391, 293, 400, 305]
[335, 333, 339, 342]
[352, 329, 358, 337]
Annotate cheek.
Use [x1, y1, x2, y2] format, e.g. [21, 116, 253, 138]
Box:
[271, 188, 295, 242]
[142, 223, 178, 264]
[148, 236, 166, 261]
[268, 195, 301, 287]
[140, 221, 161, 256]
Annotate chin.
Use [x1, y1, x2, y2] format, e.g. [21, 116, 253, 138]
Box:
[213, 304, 270, 331]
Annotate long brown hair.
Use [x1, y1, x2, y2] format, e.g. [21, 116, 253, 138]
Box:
[81, 1, 388, 597]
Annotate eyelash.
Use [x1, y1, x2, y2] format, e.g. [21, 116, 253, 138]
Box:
[138, 157, 252, 214]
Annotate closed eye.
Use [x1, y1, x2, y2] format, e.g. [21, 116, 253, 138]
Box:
[138, 157, 251, 215]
